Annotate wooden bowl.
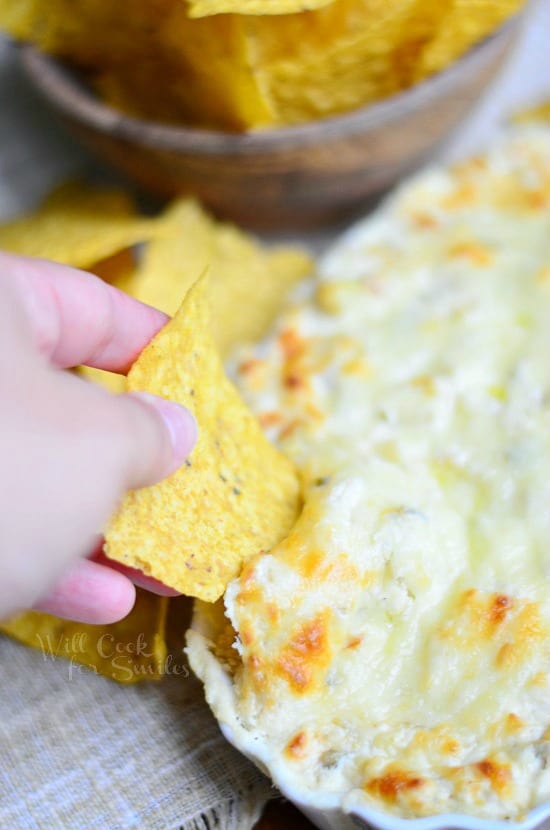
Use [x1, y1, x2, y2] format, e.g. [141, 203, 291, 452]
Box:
[21, 15, 522, 229]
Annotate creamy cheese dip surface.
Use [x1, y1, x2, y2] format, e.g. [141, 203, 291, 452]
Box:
[188, 124, 550, 821]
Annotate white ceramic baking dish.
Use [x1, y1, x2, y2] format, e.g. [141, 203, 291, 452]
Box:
[187, 614, 550, 830]
[219, 720, 550, 830]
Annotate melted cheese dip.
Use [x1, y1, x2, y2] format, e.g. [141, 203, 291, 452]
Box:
[188, 124, 550, 821]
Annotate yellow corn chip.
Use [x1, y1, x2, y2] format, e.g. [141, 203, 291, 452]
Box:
[89, 247, 136, 286]
[511, 101, 550, 124]
[78, 201, 310, 393]
[125, 200, 215, 317]
[187, 0, 334, 18]
[0, 0, 526, 130]
[104, 277, 300, 601]
[245, 0, 460, 124]
[78, 366, 126, 394]
[6, 1, 272, 130]
[414, 0, 524, 81]
[0, 589, 169, 684]
[77, 248, 138, 394]
[156, 10, 274, 129]
[0, 0, 168, 66]
[193, 598, 242, 674]
[211, 242, 313, 355]
[178, 0, 523, 128]
[127, 200, 312, 355]
[0, 183, 161, 268]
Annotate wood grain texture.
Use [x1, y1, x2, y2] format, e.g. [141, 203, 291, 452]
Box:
[20, 13, 522, 230]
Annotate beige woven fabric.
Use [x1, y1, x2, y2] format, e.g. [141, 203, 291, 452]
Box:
[0, 633, 273, 829]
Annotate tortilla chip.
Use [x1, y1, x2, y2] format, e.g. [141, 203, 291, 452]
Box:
[245, 0, 462, 124]
[193, 598, 242, 674]
[187, 0, 334, 17]
[0, 0, 168, 66]
[79, 366, 126, 394]
[0, 589, 169, 684]
[0, 0, 525, 130]
[413, 0, 524, 81]
[78, 201, 309, 392]
[89, 247, 137, 286]
[156, 10, 274, 129]
[0, 183, 161, 268]
[511, 101, 550, 124]
[104, 277, 301, 601]
[127, 200, 312, 356]
[76, 248, 138, 394]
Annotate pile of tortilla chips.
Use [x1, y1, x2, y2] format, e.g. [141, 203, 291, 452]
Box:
[0, 0, 525, 130]
[0, 183, 308, 681]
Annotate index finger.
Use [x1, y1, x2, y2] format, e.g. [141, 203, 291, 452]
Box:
[0, 251, 169, 373]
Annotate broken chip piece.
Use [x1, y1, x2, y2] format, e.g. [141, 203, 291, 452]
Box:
[0, 183, 162, 268]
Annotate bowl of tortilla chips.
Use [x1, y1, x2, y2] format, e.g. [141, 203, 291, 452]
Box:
[6, 0, 526, 225]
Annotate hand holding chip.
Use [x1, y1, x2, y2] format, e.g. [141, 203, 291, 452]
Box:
[0, 252, 197, 626]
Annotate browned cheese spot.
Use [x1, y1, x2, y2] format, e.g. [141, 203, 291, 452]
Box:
[489, 593, 513, 625]
[475, 758, 512, 797]
[366, 769, 425, 802]
[345, 636, 363, 651]
[259, 411, 283, 429]
[285, 730, 308, 760]
[284, 373, 305, 390]
[279, 327, 306, 360]
[276, 611, 331, 693]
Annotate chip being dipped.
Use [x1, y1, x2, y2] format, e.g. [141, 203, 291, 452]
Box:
[104, 277, 301, 601]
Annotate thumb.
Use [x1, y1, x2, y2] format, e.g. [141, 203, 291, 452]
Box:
[0, 378, 198, 618]
[110, 391, 198, 490]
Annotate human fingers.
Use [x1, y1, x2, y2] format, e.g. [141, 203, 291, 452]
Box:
[33, 558, 136, 625]
[0, 251, 169, 372]
[0, 370, 197, 618]
[92, 550, 181, 597]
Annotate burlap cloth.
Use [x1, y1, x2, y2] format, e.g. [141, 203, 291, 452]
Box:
[0, 633, 272, 829]
[0, 5, 548, 827]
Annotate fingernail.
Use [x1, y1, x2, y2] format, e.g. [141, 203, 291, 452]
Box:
[132, 393, 198, 469]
